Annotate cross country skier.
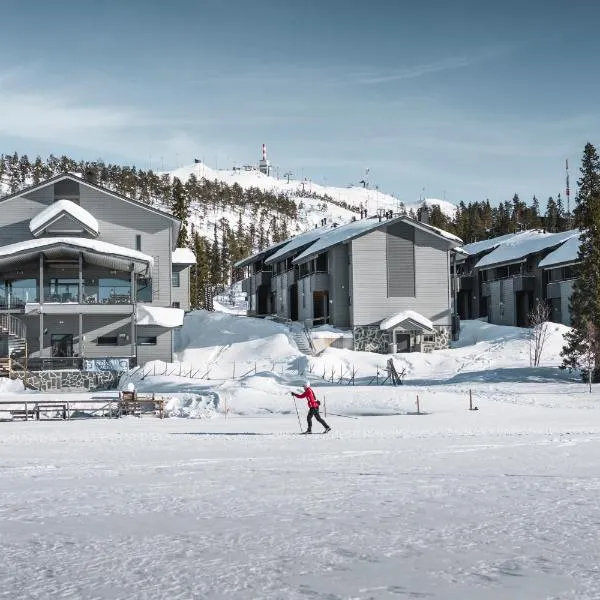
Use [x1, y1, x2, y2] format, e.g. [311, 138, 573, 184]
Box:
[291, 382, 331, 434]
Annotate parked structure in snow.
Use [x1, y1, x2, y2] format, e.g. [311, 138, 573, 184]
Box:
[0, 173, 194, 374]
[454, 229, 579, 327]
[236, 214, 463, 353]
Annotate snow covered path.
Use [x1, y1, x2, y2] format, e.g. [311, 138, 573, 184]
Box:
[1, 407, 600, 599]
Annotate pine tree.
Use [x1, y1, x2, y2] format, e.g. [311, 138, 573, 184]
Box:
[561, 143, 600, 381]
[171, 177, 189, 246]
[545, 197, 558, 232]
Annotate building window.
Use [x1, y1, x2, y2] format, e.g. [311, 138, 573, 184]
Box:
[172, 301, 180, 308]
[138, 336, 157, 345]
[172, 270, 180, 287]
[135, 235, 142, 251]
[423, 334, 436, 343]
[97, 336, 118, 346]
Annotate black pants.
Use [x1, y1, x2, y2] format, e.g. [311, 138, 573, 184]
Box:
[307, 407, 329, 432]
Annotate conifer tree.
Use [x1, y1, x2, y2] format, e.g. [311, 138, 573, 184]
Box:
[561, 143, 600, 380]
[171, 177, 189, 246]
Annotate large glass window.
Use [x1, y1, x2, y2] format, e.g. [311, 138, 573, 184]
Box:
[1, 279, 39, 306]
[172, 270, 180, 288]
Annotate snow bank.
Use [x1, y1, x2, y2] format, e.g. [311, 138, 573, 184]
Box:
[136, 305, 184, 327]
[0, 377, 25, 394]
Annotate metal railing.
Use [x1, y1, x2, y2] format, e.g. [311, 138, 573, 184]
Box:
[0, 314, 27, 339]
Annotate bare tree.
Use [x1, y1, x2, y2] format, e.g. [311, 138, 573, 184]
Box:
[528, 300, 551, 367]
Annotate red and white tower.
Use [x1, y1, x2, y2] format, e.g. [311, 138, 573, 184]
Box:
[259, 143, 271, 175]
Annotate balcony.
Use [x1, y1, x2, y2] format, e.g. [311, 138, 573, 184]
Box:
[512, 274, 536, 292]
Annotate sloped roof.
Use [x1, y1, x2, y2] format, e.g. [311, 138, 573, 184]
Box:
[462, 232, 523, 256]
[172, 248, 196, 265]
[292, 216, 461, 265]
[233, 238, 289, 269]
[538, 234, 582, 268]
[475, 229, 579, 269]
[0, 237, 153, 273]
[29, 199, 99, 236]
[380, 310, 435, 332]
[264, 225, 334, 265]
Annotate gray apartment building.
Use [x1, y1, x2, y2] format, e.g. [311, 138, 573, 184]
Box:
[237, 214, 463, 353]
[455, 229, 579, 327]
[0, 173, 194, 373]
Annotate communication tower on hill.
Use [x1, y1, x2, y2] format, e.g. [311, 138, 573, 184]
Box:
[259, 143, 272, 175]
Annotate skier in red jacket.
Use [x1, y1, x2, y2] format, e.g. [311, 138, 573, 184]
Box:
[291, 382, 331, 434]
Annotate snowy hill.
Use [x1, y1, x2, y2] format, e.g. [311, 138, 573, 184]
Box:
[111, 310, 580, 418]
[167, 161, 457, 239]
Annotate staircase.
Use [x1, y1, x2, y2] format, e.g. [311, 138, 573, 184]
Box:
[291, 327, 316, 357]
[0, 314, 27, 376]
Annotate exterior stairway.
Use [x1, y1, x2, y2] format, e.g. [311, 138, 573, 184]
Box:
[291, 326, 316, 357]
[0, 314, 27, 377]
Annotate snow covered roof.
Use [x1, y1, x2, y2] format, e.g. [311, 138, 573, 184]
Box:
[462, 232, 523, 257]
[380, 310, 435, 332]
[292, 216, 461, 265]
[0, 237, 153, 273]
[233, 238, 289, 269]
[172, 248, 196, 266]
[136, 304, 184, 328]
[264, 225, 334, 265]
[475, 230, 579, 269]
[29, 199, 99, 237]
[538, 234, 582, 268]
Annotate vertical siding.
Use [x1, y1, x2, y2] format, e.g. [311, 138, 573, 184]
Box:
[171, 266, 191, 311]
[79, 184, 173, 307]
[329, 245, 350, 328]
[136, 326, 173, 364]
[561, 280, 574, 326]
[351, 226, 451, 326]
[298, 276, 312, 323]
[386, 222, 415, 297]
[488, 279, 516, 325]
[0, 188, 56, 244]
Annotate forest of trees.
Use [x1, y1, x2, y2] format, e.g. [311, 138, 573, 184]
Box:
[0, 151, 578, 311]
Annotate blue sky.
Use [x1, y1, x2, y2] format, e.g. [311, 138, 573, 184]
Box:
[1, 0, 599, 208]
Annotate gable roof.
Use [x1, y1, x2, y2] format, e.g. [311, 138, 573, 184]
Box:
[292, 216, 461, 265]
[29, 199, 99, 237]
[475, 229, 579, 269]
[0, 173, 181, 247]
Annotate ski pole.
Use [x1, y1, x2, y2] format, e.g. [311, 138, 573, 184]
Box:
[327, 412, 359, 420]
[291, 394, 303, 432]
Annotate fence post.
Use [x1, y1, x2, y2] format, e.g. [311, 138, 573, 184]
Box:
[233, 361, 236, 380]
[254, 361, 257, 375]
[416, 395, 420, 415]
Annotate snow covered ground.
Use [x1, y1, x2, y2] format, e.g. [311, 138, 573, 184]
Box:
[2, 314, 600, 598]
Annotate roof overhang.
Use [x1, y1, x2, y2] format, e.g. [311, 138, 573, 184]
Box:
[0, 238, 153, 274]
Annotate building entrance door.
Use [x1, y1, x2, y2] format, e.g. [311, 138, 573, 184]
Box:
[51, 333, 74, 357]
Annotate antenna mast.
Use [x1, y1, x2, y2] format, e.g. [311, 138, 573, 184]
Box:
[566, 158, 571, 228]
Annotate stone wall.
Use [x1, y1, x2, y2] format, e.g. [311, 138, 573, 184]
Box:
[353, 325, 451, 354]
[13, 369, 120, 392]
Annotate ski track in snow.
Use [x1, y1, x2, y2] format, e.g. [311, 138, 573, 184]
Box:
[1, 416, 600, 600]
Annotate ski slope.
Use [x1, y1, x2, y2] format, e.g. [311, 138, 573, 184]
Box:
[168, 161, 457, 239]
